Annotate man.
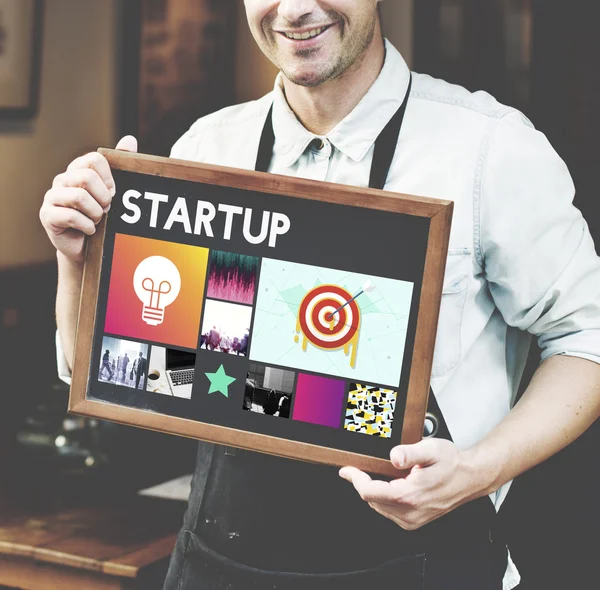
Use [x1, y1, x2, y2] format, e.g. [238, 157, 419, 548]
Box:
[99, 349, 113, 381]
[208, 326, 221, 351]
[134, 351, 147, 390]
[40, 1, 600, 589]
[243, 373, 255, 411]
[221, 333, 232, 355]
[121, 351, 130, 383]
[239, 329, 250, 356]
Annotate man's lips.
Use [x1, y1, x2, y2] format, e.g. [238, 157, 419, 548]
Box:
[274, 23, 337, 47]
[276, 24, 333, 40]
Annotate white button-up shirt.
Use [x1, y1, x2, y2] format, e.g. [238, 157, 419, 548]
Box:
[58, 40, 600, 590]
[170, 38, 600, 451]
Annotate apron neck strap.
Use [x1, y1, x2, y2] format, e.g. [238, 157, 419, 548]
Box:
[255, 74, 412, 191]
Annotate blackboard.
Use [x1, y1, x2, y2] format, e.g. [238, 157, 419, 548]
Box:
[70, 149, 453, 477]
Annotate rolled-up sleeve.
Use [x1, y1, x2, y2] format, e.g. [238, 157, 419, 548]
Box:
[480, 110, 600, 364]
[56, 331, 72, 385]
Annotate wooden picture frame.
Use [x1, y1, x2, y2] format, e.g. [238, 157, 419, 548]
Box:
[0, 0, 44, 118]
[69, 150, 453, 478]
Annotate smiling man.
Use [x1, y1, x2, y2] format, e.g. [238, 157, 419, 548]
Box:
[40, 1, 600, 589]
[247, 0, 382, 87]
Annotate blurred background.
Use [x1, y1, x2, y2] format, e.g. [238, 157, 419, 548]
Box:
[0, 1, 598, 588]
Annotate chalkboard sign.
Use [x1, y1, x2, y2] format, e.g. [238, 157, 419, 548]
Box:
[70, 149, 453, 477]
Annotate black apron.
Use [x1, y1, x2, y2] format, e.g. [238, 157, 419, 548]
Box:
[164, 78, 508, 590]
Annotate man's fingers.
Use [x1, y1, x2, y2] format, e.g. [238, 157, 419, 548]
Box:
[42, 206, 97, 237]
[390, 440, 440, 470]
[67, 152, 116, 197]
[339, 466, 371, 486]
[46, 187, 104, 225]
[53, 168, 113, 209]
[61, 135, 138, 210]
[339, 467, 400, 504]
[40, 140, 139, 263]
[115, 135, 138, 153]
[368, 502, 423, 531]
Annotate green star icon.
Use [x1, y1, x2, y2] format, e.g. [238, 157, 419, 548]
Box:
[205, 364, 236, 397]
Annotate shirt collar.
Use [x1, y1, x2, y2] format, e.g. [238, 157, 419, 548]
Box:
[271, 40, 411, 168]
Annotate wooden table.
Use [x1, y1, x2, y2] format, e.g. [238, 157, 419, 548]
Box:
[0, 493, 184, 590]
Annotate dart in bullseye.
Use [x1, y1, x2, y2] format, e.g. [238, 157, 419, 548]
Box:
[295, 282, 366, 368]
[326, 280, 375, 321]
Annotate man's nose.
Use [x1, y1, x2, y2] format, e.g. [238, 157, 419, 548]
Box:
[277, 0, 320, 23]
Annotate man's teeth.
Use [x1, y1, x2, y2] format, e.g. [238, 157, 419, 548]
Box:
[285, 27, 326, 40]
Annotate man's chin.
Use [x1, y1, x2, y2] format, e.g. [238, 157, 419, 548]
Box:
[281, 65, 336, 88]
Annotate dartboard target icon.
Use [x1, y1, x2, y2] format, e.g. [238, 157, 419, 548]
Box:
[295, 285, 361, 367]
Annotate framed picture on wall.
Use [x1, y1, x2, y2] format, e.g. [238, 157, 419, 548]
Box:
[0, 0, 44, 117]
[69, 150, 453, 477]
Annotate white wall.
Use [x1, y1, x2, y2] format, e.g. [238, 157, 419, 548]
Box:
[0, 0, 118, 268]
[235, 1, 414, 103]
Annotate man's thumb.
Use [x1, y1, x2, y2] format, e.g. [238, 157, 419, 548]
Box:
[115, 135, 138, 153]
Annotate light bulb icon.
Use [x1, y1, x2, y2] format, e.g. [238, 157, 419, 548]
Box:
[133, 256, 181, 326]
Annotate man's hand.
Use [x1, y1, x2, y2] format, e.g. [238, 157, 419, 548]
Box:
[40, 136, 138, 263]
[41, 136, 138, 371]
[339, 439, 486, 530]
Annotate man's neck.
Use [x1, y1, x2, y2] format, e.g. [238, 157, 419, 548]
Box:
[281, 35, 386, 136]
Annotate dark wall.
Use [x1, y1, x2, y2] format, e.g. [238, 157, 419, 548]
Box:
[119, 0, 238, 157]
[506, 3, 600, 588]
[414, 2, 600, 588]
[529, 0, 600, 241]
[0, 263, 59, 448]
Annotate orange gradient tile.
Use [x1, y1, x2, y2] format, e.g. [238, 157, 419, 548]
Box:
[104, 234, 208, 349]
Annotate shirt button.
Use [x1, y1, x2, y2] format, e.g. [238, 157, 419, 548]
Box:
[311, 138, 325, 150]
